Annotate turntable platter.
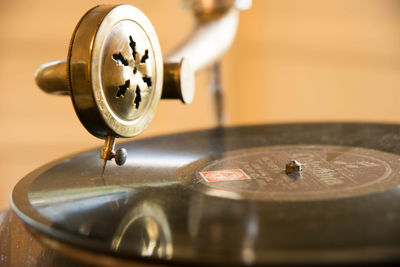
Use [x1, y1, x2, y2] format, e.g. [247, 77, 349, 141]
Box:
[11, 123, 400, 265]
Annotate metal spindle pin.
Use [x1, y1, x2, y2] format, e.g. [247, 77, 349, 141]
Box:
[286, 160, 302, 176]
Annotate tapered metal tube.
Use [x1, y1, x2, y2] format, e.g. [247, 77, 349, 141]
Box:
[165, 8, 239, 72]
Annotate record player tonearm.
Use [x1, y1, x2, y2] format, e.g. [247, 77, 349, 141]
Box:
[34, 0, 251, 174]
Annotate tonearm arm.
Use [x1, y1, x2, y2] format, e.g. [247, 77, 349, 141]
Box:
[34, 0, 251, 173]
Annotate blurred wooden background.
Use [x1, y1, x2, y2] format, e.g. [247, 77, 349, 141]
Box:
[1, 0, 400, 209]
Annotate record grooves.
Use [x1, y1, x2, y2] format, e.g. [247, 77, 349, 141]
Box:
[11, 123, 400, 265]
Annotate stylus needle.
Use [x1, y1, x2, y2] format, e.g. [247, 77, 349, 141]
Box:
[101, 159, 107, 178]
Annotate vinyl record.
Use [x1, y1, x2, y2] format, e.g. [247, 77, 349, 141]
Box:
[11, 123, 400, 266]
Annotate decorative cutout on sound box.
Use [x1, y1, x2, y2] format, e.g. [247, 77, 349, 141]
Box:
[112, 53, 129, 66]
[116, 80, 130, 98]
[134, 85, 141, 109]
[111, 35, 152, 109]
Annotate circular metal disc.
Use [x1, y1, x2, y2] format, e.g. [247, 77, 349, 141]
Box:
[11, 123, 400, 265]
[68, 5, 163, 138]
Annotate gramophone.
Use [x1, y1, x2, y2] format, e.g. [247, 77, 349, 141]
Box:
[8, 0, 400, 266]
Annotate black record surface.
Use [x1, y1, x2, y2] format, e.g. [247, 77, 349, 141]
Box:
[11, 123, 400, 265]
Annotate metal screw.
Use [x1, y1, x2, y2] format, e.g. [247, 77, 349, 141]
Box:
[115, 148, 128, 166]
[286, 160, 302, 175]
[100, 135, 128, 176]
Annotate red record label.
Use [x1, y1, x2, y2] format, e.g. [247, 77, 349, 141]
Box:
[199, 169, 250, 183]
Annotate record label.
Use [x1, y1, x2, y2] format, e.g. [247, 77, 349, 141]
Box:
[179, 145, 400, 201]
[199, 169, 250, 182]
